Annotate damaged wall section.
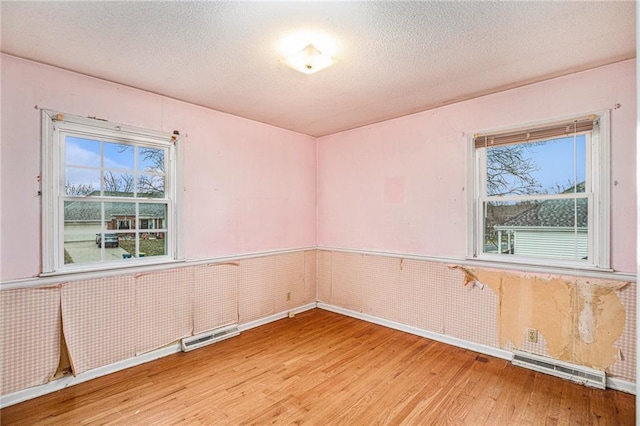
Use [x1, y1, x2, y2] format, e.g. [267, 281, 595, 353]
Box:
[452, 266, 629, 372]
[1, 250, 317, 399]
[317, 250, 635, 385]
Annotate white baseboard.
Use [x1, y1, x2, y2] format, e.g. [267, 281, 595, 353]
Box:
[239, 302, 317, 332]
[0, 302, 318, 409]
[317, 302, 512, 361]
[2, 300, 633, 409]
[0, 343, 181, 409]
[606, 377, 636, 394]
[317, 302, 636, 395]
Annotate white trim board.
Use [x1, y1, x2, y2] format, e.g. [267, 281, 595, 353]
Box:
[317, 246, 636, 282]
[1, 246, 317, 290]
[316, 302, 636, 395]
[0, 344, 181, 409]
[0, 302, 316, 409]
[607, 377, 636, 395]
[317, 302, 512, 361]
[239, 303, 316, 332]
[1, 301, 633, 408]
[4, 245, 634, 290]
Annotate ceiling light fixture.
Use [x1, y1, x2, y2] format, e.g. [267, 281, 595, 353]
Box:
[282, 44, 336, 75]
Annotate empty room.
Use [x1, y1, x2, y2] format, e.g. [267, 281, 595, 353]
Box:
[0, 1, 637, 424]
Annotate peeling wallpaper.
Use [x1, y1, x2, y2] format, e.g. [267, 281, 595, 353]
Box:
[454, 266, 629, 371]
[320, 251, 635, 383]
[1, 250, 635, 399]
[1, 251, 317, 396]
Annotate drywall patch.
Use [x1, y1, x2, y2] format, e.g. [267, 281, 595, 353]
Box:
[450, 266, 628, 371]
[571, 279, 626, 370]
[577, 284, 595, 344]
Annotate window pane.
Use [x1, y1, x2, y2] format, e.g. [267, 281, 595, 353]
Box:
[139, 147, 165, 174]
[65, 136, 101, 167]
[484, 198, 588, 260]
[139, 203, 167, 230]
[64, 201, 102, 264]
[65, 167, 99, 196]
[138, 174, 165, 197]
[117, 232, 136, 259]
[486, 135, 586, 196]
[102, 171, 135, 196]
[118, 232, 167, 258]
[105, 202, 137, 231]
[139, 232, 167, 258]
[63, 201, 125, 263]
[104, 142, 134, 170]
[64, 200, 101, 223]
[138, 204, 167, 258]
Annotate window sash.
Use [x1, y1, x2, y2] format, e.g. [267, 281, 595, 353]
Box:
[479, 192, 590, 204]
[60, 199, 171, 267]
[478, 194, 593, 260]
[61, 129, 169, 199]
[475, 132, 593, 199]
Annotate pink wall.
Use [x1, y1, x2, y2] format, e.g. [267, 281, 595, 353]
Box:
[318, 60, 636, 273]
[0, 55, 317, 281]
[0, 53, 636, 401]
[1, 55, 636, 279]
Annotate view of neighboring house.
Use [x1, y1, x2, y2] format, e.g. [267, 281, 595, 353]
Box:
[64, 199, 166, 242]
[493, 183, 588, 260]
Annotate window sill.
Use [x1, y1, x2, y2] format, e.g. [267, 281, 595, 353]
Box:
[462, 256, 632, 282]
[39, 258, 186, 280]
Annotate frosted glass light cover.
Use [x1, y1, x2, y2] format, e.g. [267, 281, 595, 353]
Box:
[282, 44, 335, 74]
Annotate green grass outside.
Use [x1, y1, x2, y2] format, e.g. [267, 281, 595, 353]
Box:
[119, 239, 166, 257]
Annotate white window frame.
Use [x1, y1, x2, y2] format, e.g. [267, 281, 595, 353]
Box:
[467, 111, 610, 270]
[41, 110, 183, 275]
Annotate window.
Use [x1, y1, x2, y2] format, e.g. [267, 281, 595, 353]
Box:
[470, 113, 609, 269]
[42, 111, 181, 274]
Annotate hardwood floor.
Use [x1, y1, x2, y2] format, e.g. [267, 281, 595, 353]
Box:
[1, 309, 634, 425]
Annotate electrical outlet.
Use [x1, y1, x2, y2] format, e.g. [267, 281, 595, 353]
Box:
[286, 291, 291, 301]
[527, 328, 538, 343]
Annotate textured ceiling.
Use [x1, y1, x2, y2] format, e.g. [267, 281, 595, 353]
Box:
[1, 1, 635, 137]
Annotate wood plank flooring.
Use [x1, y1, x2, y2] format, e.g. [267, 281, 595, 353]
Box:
[1, 308, 634, 425]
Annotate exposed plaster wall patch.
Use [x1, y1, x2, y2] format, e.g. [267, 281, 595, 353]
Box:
[450, 266, 628, 371]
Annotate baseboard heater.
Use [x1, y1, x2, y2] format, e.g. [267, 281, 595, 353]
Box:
[512, 350, 606, 389]
[181, 324, 240, 352]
